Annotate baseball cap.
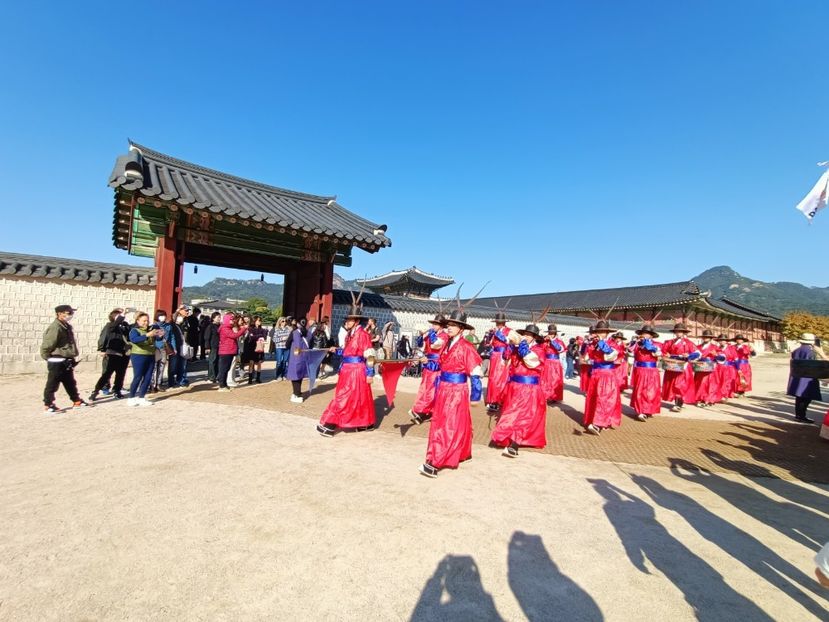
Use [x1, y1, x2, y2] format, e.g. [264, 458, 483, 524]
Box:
[55, 305, 76, 314]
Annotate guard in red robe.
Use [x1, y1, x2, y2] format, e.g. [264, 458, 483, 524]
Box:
[317, 304, 376, 437]
[733, 335, 756, 396]
[715, 335, 737, 401]
[492, 323, 547, 457]
[578, 330, 594, 393]
[409, 314, 448, 424]
[693, 330, 722, 407]
[542, 324, 565, 403]
[419, 309, 483, 479]
[583, 321, 622, 434]
[629, 324, 662, 420]
[485, 311, 512, 412]
[612, 332, 630, 392]
[660, 323, 700, 412]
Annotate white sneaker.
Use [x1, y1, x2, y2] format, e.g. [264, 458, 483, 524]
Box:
[138, 398, 153, 407]
[290, 395, 304, 403]
[585, 424, 600, 435]
[636, 413, 647, 422]
[127, 398, 139, 407]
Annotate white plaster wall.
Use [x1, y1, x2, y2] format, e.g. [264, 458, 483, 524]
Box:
[0, 276, 155, 374]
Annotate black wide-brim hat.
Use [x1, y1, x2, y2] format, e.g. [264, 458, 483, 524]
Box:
[345, 304, 368, 320]
[697, 330, 716, 339]
[547, 324, 558, 334]
[517, 324, 542, 338]
[428, 314, 447, 326]
[635, 324, 659, 338]
[445, 309, 474, 331]
[671, 323, 691, 333]
[492, 311, 508, 323]
[592, 320, 614, 334]
[733, 334, 747, 341]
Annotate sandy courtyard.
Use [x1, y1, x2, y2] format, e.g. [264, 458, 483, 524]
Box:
[1, 355, 828, 621]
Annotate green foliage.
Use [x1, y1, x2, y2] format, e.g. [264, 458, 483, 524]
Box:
[241, 297, 282, 324]
[782, 311, 829, 341]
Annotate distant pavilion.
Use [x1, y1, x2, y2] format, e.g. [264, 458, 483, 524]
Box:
[357, 267, 453, 298]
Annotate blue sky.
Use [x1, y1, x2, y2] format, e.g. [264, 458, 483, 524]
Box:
[1, 1, 827, 297]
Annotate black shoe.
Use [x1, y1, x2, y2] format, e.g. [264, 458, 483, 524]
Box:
[419, 463, 439, 478]
[113, 392, 124, 400]
[794, 416, 814, 424]
[409, 409, 423, 425]
[88, 392, 99, 402]
[502, 445, 519, 458]
[44, 403, 60, 414]
[316, 424, 336, 438]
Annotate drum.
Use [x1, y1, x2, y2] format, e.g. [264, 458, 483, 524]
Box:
[660, 358, 686, 372]
[692, 360, 716, 373]
[790, 359, 829, 379]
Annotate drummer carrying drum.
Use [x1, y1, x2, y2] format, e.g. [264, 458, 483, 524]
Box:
[786, 333, 826, 424]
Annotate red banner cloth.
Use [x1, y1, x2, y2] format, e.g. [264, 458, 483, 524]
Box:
[379, 360, 411, 407]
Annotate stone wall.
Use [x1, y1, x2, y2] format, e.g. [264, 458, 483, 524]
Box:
[0, 276, 155, 374]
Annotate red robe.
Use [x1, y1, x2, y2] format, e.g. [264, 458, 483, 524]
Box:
[320, 326, 375, 429]
[693, 341, 721, 404]
[613, 339, 630, 391]
[661, 337, 698, 404]
[412, 328, 448, 414]
[492, 343, 547, 448]
[630, 341, 662, 415]
[735, 344, 755, 392]
[583, 340, 622, 428]
[715, 343, 738, 400]
[541, 337, 565, 401]
[486, 327, 512, 405]
[578, 341, 592, 393]
[426, 336, 483, 469]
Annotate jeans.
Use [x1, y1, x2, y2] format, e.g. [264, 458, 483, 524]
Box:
[218, 354, 235, 388]
[565, 356, 575, 379]
[167, 354, 180, 387]
[129, 354, 155, 398]
[176, 355, 189, 385]
[275, 348, 289, 379]
[44, 359, 80, 405]
[94, 354, 129, 394]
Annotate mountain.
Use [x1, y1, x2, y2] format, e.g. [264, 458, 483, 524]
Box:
[691, 266, 829, 317]
[183, 278, 283, 305]
[184, 273, 358, 305]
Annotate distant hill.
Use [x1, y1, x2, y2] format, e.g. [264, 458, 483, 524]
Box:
[691, 266, 829, 317]
[184, 273, 359, 305]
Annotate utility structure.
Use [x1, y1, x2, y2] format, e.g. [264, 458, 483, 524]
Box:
[108, 142, 390, 319]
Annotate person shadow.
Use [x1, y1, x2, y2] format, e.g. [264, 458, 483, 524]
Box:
[409, 554, 503, 621]
[684, 452, 829, 551]
[589, 478, 775, 622]
[632, 474, 829, 619]
[508, 531, 603, 621]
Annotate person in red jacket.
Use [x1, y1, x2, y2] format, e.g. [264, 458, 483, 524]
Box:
[542, 324, 565, 403]
[629, 324, 662, 421]
[578, 329, 594, 393]
[409, 313, 448, 425]
[693, 329, 722, 407]
[491, 323, 547, 457]
[317, 303, 376, 437]
[660, 323, 700, 412]
[715, 334, 738, 402]
[612, 332, 630, 392]
[733, 335, 756, 396]
[217, 312, 248, 391]
[485, 311, 512, 412]
[583, 320, 621, 434]
[419, 309, 483, 479]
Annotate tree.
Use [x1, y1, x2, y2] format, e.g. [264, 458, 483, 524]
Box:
[782, 311, 829, 341]
[242, 297, 281, 324]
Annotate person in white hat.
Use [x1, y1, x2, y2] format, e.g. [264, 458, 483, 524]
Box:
[786, 333, 822, 423]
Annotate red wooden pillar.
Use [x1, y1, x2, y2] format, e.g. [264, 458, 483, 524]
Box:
[154, 231, 181, 314]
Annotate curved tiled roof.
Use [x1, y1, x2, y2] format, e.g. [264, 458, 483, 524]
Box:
[474, 281, 707, 314]
[358, 267, 454, 288]
[332, 290, 593, 326]
[704, 297, 781, 322]
[109, 142, 391, 250]
[0, 251, 155, 286]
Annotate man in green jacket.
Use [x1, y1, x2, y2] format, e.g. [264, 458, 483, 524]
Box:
[41, 304, 88, 412]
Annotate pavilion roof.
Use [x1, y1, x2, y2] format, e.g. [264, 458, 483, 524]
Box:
[474, 281, 708, 314]
[109, 142, 391, 250]
[0, 251, 155, 286]
[703, 297, 782, 322]
[357, 267, 454, 288]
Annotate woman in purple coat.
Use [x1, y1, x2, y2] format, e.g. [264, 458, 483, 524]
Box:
[286, 319, 309, 403]
[786, 333, 823, 423]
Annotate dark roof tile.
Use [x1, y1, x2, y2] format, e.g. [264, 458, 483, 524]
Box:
[0, 251, 156, 286]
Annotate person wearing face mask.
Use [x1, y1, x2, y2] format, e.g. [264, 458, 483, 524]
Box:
[203, 312, 222, 382]
[40, 304, 88, 412]
[150, 309, 177, 392]
[89, 308, 131, 401]
[170, 307, 190, 387]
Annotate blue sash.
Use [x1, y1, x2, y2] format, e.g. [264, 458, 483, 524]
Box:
[492, 347, 507, 353]
[735, 359, 749, 365]
[635, 362, 657, 368]
[342, 356, 365, 364]
[509, 375, 539, 385]
[426, 354, 440, 361]
[440, 372, 468, 384]
[592, 362, 616, 370]
[546, 354, 560, 360]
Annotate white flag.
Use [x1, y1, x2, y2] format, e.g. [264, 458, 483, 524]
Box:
[795, 169, 829, 221]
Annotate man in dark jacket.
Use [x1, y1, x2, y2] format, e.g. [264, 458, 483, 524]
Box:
[90, 309, 131, 401]
[197, 310, 211, 360]
[203, 312, 222, 382]
[40, 304, 88, 412]
[786, 333, 824, 423]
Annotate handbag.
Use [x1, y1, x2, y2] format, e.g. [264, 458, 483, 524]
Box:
[182, 343, 195, 360]
[255, 338, 266, 353]
[163, 340, 175, 357]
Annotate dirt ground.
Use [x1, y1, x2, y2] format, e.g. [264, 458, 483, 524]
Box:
[1, 355, 827, 620]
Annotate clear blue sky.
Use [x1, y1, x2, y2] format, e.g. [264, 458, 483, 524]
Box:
[1, 1, 827, 296]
